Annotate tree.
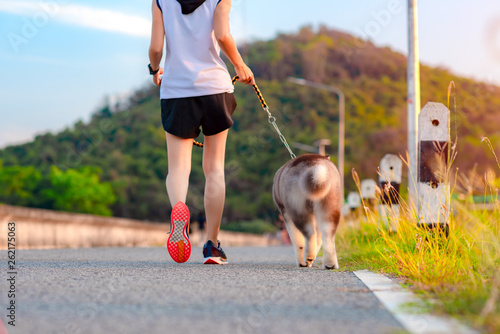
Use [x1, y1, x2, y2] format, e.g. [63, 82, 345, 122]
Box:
[0, 26, 499, 222]
[0, 162, 42, 207]
[43, 166, 117, 216]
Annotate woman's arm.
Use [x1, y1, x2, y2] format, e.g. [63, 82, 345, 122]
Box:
[214, 0, 255, 85]
[149, 0, 164, 87]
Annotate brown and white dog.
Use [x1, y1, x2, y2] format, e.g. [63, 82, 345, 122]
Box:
[273, 154, 342, 269]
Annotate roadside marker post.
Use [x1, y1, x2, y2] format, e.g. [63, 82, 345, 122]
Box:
[361, 179, 377, 200]
[347, 192, 361, 212]
[361, 179, 377, 212]
[417, 102, 451, 228]
[378, 154, 403, 232]
[341, 203, 351, 217]
[346, 192, 362, 226]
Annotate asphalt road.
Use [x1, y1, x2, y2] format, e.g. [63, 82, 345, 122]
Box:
[0, 246, 405, 334]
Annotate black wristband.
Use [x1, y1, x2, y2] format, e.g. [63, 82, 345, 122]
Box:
[148, 64, 160, 75]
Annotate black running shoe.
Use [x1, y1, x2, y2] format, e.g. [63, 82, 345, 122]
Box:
[203, 240, 228, 265]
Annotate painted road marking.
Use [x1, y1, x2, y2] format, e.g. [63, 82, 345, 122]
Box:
[354, 270, 478, 334]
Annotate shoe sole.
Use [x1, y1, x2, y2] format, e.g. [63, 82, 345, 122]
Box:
[166, 202, 191, 263]
[203, 257, 228, 265]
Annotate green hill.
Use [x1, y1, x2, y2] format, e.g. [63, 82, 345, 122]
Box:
[1, 26, 499, 222]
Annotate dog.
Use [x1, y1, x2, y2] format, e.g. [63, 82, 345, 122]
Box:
[273, 154, 342, 269]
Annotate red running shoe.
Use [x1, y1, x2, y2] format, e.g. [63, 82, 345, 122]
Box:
[166, 202, 191, 263]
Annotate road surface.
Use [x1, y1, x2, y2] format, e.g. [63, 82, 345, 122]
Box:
[0, 246, 405, 334]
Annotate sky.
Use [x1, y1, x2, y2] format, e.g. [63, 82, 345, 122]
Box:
[1, 0, 500, 148]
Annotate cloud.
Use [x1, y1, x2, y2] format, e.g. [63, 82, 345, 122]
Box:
[0, 1, 150, 37]
[0, 51, 78, 66]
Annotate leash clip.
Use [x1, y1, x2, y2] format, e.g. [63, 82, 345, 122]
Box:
[264, 106, 275, 123]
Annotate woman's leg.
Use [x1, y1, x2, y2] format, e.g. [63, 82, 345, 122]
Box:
[165, 132, 193, 206]
[202, 129, 229, 244]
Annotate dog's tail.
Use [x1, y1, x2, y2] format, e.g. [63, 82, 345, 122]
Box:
[298, 164, 331, 200]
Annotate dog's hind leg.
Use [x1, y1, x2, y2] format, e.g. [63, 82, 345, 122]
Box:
[304, 218, 318, 267]
[316, 201, 340, 270]
[284, 218, 306, 267]
[318, 222, 339, 270]
[314, 197, 340, 269]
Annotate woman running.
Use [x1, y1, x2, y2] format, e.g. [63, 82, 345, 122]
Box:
[148, 0, 254, 264]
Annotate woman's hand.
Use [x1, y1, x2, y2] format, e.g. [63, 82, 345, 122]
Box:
[235, 64, 255, 85]
[153, 68, 164, 87]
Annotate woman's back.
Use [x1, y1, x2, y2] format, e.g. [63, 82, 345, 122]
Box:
[158, 0, 233, 99]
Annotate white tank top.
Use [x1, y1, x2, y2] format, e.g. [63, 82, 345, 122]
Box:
[157, 0, 234, 99]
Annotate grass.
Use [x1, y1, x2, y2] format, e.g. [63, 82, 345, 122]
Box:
[334, 136, 500, 333]
[336, 181, 500, 333]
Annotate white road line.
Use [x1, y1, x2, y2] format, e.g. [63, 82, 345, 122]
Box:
[353, 270, 478, 334]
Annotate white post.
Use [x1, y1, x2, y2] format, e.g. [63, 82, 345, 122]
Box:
[341, 204, 351, 218]
[347, 192, 361, 211]
[347, 192, 362, 226]
[408, 0, 421, 207]
[361, 179, 378, 214]
[361, 179, 377, 200]
[418, 102, 450, 227]
[378, 154, 403, 231]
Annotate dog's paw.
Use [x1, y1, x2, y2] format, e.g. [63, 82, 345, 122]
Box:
[324, 264, 340, 270]
[298, 258, 316, 268]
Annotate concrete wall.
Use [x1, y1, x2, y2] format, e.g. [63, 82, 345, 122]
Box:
[0, 205, 277, 249]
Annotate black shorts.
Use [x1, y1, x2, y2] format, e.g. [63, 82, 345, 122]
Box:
[161, 92, 237, 139]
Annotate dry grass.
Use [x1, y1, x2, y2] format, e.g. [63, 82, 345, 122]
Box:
[336, 139, 500, 333]
[337, 201, 499, 333]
